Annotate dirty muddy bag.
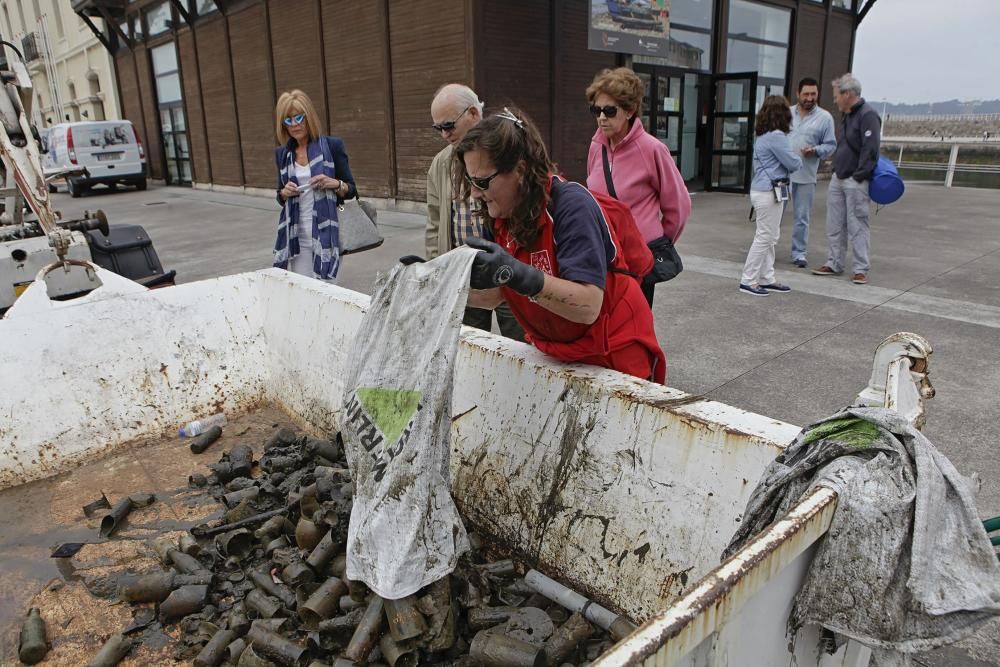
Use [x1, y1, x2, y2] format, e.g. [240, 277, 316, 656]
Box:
[341, 247, 476, 599]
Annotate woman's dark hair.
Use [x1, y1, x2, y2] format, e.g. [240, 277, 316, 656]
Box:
[453, 107, 555, 248]
[755, 95, 792, 136]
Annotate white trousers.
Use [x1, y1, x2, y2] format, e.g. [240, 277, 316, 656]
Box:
[741, 191, 785, 286]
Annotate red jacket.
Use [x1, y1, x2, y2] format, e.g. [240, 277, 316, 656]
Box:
[491, 177, 666, 383]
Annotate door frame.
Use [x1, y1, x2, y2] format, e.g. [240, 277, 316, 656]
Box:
[632, 63, 686, 166]
[706, 71, 757, 193]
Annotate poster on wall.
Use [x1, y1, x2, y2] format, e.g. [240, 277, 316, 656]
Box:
[588, 0, 671, 58]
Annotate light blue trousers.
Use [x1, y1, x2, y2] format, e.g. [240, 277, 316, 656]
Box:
[789, 182, 816, 262]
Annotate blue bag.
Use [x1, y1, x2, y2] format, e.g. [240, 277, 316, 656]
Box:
[869, 155, 905, 205]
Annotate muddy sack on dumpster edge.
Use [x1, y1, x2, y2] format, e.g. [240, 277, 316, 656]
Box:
[341, 247, 477, 599]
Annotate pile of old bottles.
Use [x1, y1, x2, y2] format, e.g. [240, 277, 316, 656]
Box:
[36, 426, 628, 666]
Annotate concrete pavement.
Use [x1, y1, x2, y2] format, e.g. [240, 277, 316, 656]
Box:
[49, 180, 1000, 664]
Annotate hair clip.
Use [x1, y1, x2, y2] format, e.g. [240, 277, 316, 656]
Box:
[496, 107, 525, 129]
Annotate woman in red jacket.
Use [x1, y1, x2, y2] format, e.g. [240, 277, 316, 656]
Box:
[454, 108, 666, 383]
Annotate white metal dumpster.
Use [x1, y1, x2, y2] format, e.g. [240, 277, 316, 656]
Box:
[0, 268, 872, 665]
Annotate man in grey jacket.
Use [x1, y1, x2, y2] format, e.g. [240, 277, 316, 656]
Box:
[813, 73, 881, 285]
[788, 77, 836, 268]
[426, 84, 523, 339]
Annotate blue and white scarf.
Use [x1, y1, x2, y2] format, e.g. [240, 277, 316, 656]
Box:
[273, 136, 341, 280]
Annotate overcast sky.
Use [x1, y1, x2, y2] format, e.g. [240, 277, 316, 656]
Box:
[853, 0, 998, 103]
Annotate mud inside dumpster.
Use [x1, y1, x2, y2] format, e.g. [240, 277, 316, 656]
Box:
[0, 404, 627, 666]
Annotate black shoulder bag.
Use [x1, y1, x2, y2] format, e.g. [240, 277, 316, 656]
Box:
[602, 145, 683, 283]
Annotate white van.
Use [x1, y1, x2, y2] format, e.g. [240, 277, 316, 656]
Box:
[44, 120, 147, 197]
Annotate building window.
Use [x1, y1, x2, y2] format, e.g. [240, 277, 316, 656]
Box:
[14, 0, 25, 32]
[145, 2, 171, 37]
[725, 0, 791, 106]
[51, 2, 65, 39]
[131, 14, 143, 41]
[195, 0, 218, 17]
[832, 0, 853, 9]
[2, 5, 13, 39]
[151, 42, 182, 103]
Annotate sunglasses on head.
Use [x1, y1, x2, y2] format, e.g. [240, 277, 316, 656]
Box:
[463, 169, 501, 191]
[589, 104, 620, 118]
[282, 113, 306, 127]
[431, 105, 473, 133]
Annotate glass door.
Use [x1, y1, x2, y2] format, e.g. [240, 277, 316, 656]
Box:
[159, 104, 192, 185]
[634, 64, 684, 167]
[707, 72, 757, 193]
[151, 42, 192, 186]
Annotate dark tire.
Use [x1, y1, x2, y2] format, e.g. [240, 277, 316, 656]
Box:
[68, 179, 81, 198]
[47, 183, 57, 193]
[135, 178, 147, 191]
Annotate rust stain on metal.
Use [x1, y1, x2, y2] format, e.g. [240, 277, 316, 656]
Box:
[595, 487, 838, 666]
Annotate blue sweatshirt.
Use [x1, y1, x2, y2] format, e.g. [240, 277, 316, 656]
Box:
[750, 130, 802, 193]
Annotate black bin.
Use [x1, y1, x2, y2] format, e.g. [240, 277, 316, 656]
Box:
[86, 224, 176, 288]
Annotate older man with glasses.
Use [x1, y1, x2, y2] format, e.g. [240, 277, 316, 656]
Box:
[426, 83, 524, 340]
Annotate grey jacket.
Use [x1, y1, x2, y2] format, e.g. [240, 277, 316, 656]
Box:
[832, 98, 881, 182]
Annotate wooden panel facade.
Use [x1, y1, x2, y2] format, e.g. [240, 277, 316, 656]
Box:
[103, 0, 859, 197]
[388, 0, 470, 199]
[268, 0, 327, 132]
[551, 0, 616, 182]
[229, 4, 277, 189]
[791, 3, 827, 95]
[822, 11, 855, 101]
[195, 16, 242, 186]
[115, 50, 147, 158]
[322, 0, 395, 197]
[133, 46, 164, 181]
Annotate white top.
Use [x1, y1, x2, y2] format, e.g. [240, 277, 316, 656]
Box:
[290, 162, 315, 277]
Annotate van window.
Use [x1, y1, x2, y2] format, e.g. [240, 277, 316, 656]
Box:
[75, 124, 135, 149]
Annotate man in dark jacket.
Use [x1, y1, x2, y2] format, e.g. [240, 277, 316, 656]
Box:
[812, 73, 881, 285]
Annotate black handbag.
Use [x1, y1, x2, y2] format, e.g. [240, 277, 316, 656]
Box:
[602, 146, 683, 284]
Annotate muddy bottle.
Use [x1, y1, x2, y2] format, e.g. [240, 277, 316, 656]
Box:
[18, 608, 48, 665]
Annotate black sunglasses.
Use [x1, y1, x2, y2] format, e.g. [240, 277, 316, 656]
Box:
[589, 104, 620, 118]
[463, 169, 501, 191]
[431, 105, 473, 133]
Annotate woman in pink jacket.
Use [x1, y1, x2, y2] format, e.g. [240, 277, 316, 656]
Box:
[586, 67, 692, 306]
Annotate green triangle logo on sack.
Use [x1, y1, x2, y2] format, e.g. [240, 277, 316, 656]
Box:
[354, 387, 422, 446]
[345, 387, 424, 482]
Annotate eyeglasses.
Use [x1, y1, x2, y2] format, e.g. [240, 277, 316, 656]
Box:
[282, 113, 306, 127]
[431, 105, 472, 133]
[589, 104, 620, 118]
[464, 169, 501, 191]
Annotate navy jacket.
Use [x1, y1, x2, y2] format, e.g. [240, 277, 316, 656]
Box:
[832, 99, 881, 182]
[275, 135, 357, 205]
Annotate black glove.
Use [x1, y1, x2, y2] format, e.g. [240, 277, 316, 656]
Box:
[465, 237, 544, 297]
[398, 255, 427, 266]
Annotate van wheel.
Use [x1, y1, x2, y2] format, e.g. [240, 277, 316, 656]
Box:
[135, 178, 147, 192]
[47, 183, 57, 193]
[68, 179, 81, 198]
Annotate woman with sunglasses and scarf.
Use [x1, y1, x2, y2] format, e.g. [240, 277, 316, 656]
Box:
[273, 89, 357, 282]
[585, 68, 691, 306]
[455, 108, 666, 383]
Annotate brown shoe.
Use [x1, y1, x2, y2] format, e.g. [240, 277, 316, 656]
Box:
[852, 273, 868, 285]
[812, 265, 842, 276]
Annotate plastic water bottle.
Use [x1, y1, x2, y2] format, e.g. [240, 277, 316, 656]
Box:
[179, 413, 227, 437]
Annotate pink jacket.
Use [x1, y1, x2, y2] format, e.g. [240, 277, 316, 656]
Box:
[586, 120, 692, 244]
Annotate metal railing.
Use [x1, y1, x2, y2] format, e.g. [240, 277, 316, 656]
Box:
[880, 142, 1000, 188]
[887, 113, 1000, 122]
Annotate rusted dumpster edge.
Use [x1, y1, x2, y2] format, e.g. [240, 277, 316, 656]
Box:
[592, 486, 839, 666]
